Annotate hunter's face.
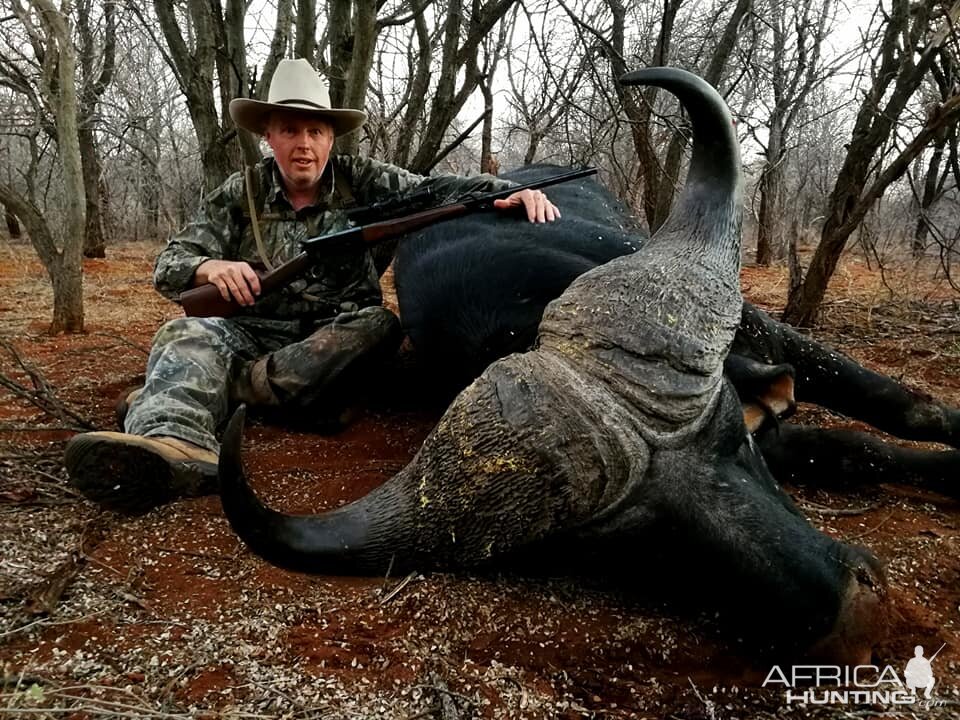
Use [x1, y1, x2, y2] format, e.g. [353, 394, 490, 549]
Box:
[265, 112, 335, 195]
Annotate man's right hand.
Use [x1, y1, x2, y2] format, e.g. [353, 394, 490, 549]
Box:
[194, 260, 262, 306]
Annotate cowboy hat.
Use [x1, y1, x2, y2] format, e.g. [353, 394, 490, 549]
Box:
[229, 58, 367, 136]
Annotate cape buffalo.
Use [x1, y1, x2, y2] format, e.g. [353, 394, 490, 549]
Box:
[219, 68, 890, 662]
[393, 164, 960, 496]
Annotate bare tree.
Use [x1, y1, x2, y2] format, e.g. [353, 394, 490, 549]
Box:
[295, 0, 317, 65]
[76, 0, 115, 258]
[0, 0, 86, 332]
[750, 0, 837, 265]
[503, 0, 591, 166]
[406, 0, 519, 172]
[782, 0, 960, 326]
[389, 0, 436, 167]
[559, 0, 752, 231]
[910, 52, 959, 256]
[4, 205, 21, 238]
[143, 0, 296, 190]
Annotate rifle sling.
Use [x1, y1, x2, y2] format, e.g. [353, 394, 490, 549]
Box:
[245, 165, 275, 272]
[243, 162, 359, 303]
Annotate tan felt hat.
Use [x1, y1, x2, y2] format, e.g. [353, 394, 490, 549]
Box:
[229, 58, 367, 136]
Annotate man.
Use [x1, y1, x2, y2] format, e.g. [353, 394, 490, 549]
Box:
[64, 58, 559, 513]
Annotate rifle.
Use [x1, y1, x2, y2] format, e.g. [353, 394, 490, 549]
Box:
[179, 167, 597, 318]
[929, 643, 946, 663]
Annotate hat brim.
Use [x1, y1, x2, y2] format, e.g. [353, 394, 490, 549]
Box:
[229, 98, 367, 137]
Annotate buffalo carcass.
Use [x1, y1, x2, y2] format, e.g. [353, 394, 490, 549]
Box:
[219, 68, 886, 662]
[394, 182, 960, 496]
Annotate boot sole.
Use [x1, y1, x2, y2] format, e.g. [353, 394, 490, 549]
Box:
[65, 435, 217, 514]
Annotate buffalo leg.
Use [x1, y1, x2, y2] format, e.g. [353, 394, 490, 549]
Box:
[756, 422, 960, 497]
[733, 304, 960, 447]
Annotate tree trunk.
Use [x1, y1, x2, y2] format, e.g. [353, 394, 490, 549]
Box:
[154, 0, 237, 191]
[139, 149, 162, 240]
[407, 0, 516, 172]
[79, 125, 106, 258]
[77, 0, 115, 259]
[3, 206, 20, 238]
[911, 131, 948, 257]
[647, 0, 751, 230]
[480, 79, 495, 173]
[787, 219, 803, 294]
[337, 0, 379, 156]
[296, 0, 317, 64]
[257, 0, 294, 98]
[217, 0, 260, 169]
[756, 113, 785, 265]
[605, 0, 679, 231]
[327, 0, 353, 110]
[50, 254, 84, 333]
[394, 5, 431, 167]
[31, 0, 86, 332]
[607, 0, 750, 231]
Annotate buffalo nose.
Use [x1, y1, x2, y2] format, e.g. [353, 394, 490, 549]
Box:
[807, 546, 889, 665]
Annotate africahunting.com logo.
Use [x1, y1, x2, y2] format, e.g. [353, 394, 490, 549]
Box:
[763, 643, 948, 706]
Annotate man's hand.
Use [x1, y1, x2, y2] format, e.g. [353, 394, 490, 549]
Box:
[493, 189, 561, 223]
[194, 259, 262, 306]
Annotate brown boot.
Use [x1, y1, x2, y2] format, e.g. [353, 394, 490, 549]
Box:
[114, 386, 143, 430]
[64, 432, 219, 513]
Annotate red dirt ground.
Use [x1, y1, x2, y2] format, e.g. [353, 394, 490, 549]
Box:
[1, 241, 959, 718]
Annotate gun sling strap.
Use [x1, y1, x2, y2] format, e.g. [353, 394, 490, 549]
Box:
[243, 162, 357, 272]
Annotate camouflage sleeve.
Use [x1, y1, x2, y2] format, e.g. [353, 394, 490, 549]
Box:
[340, 155, 516, 206]
[153, 172, 245, 301]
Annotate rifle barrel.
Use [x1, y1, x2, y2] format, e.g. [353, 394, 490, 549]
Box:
[180, 167, 597, 318]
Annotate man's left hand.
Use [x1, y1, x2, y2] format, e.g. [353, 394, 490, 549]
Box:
[493, 189, 560, 223]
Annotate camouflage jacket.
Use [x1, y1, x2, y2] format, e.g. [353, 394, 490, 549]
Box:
[154, 155, 514, 320]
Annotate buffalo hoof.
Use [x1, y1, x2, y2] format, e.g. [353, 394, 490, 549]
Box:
[807, 547, 888, 665]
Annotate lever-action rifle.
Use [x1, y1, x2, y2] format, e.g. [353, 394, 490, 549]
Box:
[179, 167, 597, 318]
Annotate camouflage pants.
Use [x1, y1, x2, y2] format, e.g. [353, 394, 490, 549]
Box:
[124, 306, 402, 452]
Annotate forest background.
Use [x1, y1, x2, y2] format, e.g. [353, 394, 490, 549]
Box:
[0, 0, 958, 333]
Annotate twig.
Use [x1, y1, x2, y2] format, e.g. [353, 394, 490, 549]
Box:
[0, 338, 96, 430]
[401, 710, 436, 720]
[0, 423, 90, 432]
[0, 450, 61, 460]
[380, 571, 418, 605]
[114, 589, 157, 616]
[800, 500, 879, 516]
[158, 662, 201, 707]
[89, 331, 150, 355]
[17, 467, 81, 498]
[0, 609, 111, 638]
[413, 682, 477, 707]
[0, 616, 48, 639]
[380, 553, 396, 596]
[844, 511, 896, 542]
[248, 680, 304, 710]
[687, 677, 717, 720]
[155, 545, 238, 562]
[25, 554, 82, 615]
[1, 673, 45, 689]
[0, 706, 191, 718]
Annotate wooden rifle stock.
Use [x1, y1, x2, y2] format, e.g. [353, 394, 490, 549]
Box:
[179, 166, 597, 318]
[179, 253, 315, 318]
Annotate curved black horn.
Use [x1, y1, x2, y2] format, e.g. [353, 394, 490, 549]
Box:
[218, 406, 410, 575]
[619, 67, 740, 197]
